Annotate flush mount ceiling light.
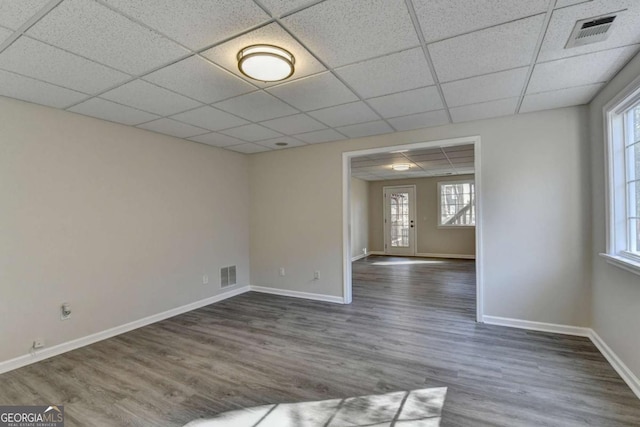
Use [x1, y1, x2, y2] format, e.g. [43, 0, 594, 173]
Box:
[237, 44, 295, 82]
[392, 163, 411, 171]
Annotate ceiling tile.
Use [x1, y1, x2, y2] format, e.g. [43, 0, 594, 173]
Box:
[538, 0, 640, 62]
[336, 120, 394, 138]
[26, 0, 187, 75]
[0, 26, 13, 44]
[101, 80, 202, 116]
[387, 110, 449, 131]
[441, 67, 529, 107]
[102, 0, 269, 51]
[0, 0, 49, 30]
[143, 56, 255, 104]
[0, 36, 130, 94]
[260, 114, 326, 134]
[0, 69, 86, 108]
[281, 0, 419, 67]
[171, 105, 248, 131]
[202, 22, 326, 87]
[259, 0, 317, 16]
[527, 45, 639, 93]
[295, 128, 347, 144]
[267, 72, 358, 111]
[68, 98, 159, 125]
[213, 91, 299, 122]
[520, 83, 604, 113]
[188, 132, 246, 147]
[255, 136, 307, 150]
[225, 143, 272, 154]
[367, 87, 443, 119]
[308, 101, 379, 128]
[555, 0, 591, 7]
[414, 0, 548, 42]
[429, 14, 545, 82]
[334, 47, 434, 99]
[137, 118, 208, 138]
[450, 97, 519, 123]
[221, 123, 283, 142]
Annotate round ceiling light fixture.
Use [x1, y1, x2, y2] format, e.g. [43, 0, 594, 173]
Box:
[237, 44, 295, 82]
[391, 163, 412, 171]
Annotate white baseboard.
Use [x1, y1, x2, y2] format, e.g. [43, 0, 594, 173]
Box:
[0, 286, 250, 375]
[366, 251, 474, 259]
[482, 315, 591, 336]
[483, 315, 639, 400]
[351, 253, 368, 262]
[415, 252, 475, 260]
[250, 286, 344, 304]
[589, 330, 640, 399]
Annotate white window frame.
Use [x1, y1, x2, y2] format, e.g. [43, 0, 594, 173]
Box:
[437, 179, 475, 228]
[602, 74, 640, 276]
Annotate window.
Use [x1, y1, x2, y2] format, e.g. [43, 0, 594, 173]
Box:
[603, 77, 640, 275]
[438, 180, 475, 226]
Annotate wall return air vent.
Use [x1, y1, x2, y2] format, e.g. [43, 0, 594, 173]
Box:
[566, 14, 617, 49]
[220, 265, 237, 288]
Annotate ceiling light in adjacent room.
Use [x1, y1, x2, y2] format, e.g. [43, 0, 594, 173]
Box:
[392, 163, 411, 171]
[237, 44, 295, 82]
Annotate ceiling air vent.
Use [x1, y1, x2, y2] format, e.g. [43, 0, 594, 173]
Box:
[566, 15, 616, 48]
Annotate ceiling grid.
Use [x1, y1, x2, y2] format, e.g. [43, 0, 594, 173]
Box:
[0, 0, 637, 153]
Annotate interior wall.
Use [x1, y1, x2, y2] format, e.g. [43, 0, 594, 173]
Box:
[0, 97, 250, 363]
[589, 51, 640, 379]
[350, 177, 369, 259]
[367, 175, 475, 256]
[250, 106, 591, 326]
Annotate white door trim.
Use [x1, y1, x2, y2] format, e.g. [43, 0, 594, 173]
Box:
[342, 136, 484, 322]
[383, 185, 417, 256]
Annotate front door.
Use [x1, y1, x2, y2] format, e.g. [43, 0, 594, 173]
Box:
[384, 185, 416, 256]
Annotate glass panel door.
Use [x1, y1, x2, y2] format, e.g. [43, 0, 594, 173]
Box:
[384, 186, 416, 256]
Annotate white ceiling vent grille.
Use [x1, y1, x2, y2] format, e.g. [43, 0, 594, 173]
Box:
[566, 15, 617, 49]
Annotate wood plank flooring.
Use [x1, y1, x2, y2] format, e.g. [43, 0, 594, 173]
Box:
[1, 256, 639, 426]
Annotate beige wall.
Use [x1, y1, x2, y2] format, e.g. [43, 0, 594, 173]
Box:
[0, 97, 250, 363]
[589, 51, 640, 379]
[350, 177, 369, 259]
[368, 175, 475, 256]
[250, 106, 591, 327]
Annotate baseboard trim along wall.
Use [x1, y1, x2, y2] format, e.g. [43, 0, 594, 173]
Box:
[415, 253, 476, 260]
[483, 315, 640, 400]
[367, 251, 475, 259]
[589, 329, 640, 399]
[250, 286, 345, 304]
[0, 286, 251, 375]
[482, 315, 591, 336]
[351, 253, 369, 262]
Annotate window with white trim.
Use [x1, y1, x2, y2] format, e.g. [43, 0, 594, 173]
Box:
[603, 79, 640, 274]
[438, 180, 475, 226]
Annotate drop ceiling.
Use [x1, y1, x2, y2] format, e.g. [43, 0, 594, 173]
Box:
[0, 0, 638, 154]
[351, 144, 474, 181]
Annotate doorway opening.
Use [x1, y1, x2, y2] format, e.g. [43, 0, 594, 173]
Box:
[342, 136, 483, 322]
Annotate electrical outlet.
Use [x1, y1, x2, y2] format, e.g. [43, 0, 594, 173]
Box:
[33, 339, 45, 349]
[313, 271, 320, 280]
[202, 275, 209, 285]
[279, 267, 285, 276]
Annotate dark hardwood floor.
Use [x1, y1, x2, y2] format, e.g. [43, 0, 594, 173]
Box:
[1, 256, 639, 426]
